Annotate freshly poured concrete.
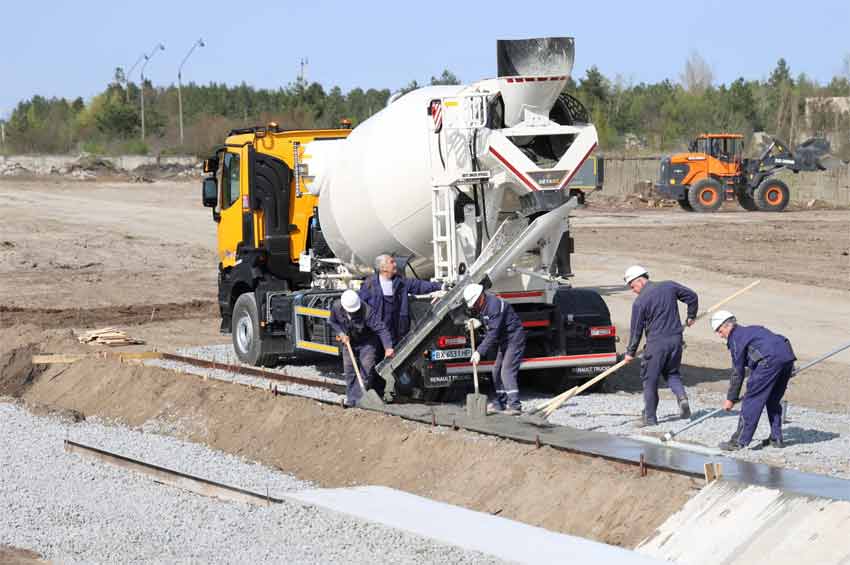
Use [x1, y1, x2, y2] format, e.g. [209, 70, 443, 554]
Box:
[374, 402, 850, 502]
[638, 480, 850, 564]
[290, 486, 665, 565]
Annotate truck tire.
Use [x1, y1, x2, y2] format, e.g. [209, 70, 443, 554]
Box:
[677, 199, 694, 212]
[232, 293, 278, 367]
[687, 179, 723, 212]
[737, 191, 758, 211]
[754, 179, 790, 212]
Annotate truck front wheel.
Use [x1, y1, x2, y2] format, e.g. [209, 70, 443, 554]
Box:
[687, 179, 723, 212]
[232, 293, 278, 367]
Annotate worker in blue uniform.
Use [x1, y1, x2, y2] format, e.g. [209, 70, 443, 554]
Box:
[623, 265, 698, 426]
[359, 254, 445, 344]
[328, 290, 394, 407]
[711, 310, 796, 451]
[464, 283, 526, 415]
[359, 254, 444, 394]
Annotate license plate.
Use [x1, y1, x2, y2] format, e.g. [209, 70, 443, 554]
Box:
[431, 348, 473, 361]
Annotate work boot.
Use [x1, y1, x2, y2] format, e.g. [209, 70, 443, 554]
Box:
[502, 405, 522, 416]
[487, 402, 505, 414]
[761, 438, 785, 449]
[636, 410, 657, 428]
[718, 440, 743, 452]
[678, 398, 691, 420]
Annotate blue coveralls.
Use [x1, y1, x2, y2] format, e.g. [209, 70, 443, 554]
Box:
[328, 301, 393, 406]
[626, 280, 699, 422]
[725, 324, 796, 446]
[359, 274, 441, 395]
[358, 274, 442, 344]
[474, 293, 526, 410]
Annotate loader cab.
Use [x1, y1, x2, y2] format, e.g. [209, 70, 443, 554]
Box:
[691, 134, 743, 164]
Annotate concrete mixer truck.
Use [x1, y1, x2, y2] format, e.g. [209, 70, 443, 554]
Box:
[201, 37, 618, 400]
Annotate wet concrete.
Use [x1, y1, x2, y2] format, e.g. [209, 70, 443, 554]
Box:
[372, 402, 850, 502]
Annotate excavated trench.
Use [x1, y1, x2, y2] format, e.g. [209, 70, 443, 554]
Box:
[0, 328, 699, 549]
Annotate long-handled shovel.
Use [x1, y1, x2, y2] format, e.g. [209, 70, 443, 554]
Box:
[345, 340, 384, 409]
[465, 320, 487, 419]
[662, 337, 850, 442]
[528, 280, 762, 424]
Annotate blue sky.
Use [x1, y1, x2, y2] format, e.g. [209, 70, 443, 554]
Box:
[1, 0, 848, 118]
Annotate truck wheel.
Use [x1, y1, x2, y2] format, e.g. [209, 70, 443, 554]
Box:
[232, 293, 278, 367]
[754, 179, 790, 212]
[677, 199, 694, 212]
[738, 191, 758, 211]
[687, 179, 723, 212]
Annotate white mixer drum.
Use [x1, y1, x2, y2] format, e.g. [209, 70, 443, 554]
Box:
[317, 85, 464, 277]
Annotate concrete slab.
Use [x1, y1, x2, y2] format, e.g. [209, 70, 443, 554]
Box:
[371, 402, 850, 502]
[637, 480, 850, 564]
[289, 485, 664, 565]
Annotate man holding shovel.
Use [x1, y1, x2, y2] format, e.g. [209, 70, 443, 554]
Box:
[329, 290, 394, 407]
[623, 265, 698, 427]
[711, 311, 796, 451]
[464, 284, 526, 415]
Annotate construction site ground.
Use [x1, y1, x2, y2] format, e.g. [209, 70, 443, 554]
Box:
[2, 177, 849, 561]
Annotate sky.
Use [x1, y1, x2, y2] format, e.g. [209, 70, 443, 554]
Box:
[1, 0, 848, 118]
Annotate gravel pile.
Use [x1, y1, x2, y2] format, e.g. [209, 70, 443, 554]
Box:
[530, 389, 850, 479]
[0, 402, 508, 564]
[146, 344, 344, 403]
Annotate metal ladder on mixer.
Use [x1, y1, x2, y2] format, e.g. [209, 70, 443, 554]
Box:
[429, 92, 490, 284]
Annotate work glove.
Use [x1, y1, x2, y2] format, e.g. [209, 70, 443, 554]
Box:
[429, 289, 448, 303]
[336, 334, 350, 345]
[385, 348, 395, 358]
[466, 318, 482, 330]
[470, 351, 481, 366]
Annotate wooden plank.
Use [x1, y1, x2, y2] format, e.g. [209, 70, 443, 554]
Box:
[32, 351, 162, 365]
[64, 440, 282, 506]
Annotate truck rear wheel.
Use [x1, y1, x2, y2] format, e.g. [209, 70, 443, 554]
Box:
[754, 179, 790, 212]
[687, 179, 723, 212]
[232, 293, 279, 367]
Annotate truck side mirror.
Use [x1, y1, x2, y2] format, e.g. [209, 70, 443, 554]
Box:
[202, 177, 218, 208]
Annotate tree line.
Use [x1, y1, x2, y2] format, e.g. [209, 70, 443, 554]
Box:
[2, 57, 848, 158]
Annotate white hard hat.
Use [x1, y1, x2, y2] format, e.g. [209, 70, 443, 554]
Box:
[341, 290, 361, 313]
[624, 265, 649, 285]
[463, 283, 484, 308]
[710, 310, 735, 332]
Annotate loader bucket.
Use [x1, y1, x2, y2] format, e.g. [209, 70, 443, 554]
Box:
[795, 137, 837, 171]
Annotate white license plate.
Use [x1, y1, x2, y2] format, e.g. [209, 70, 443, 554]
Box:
[431, 348, 473, 361]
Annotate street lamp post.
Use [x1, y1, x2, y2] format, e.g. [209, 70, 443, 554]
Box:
[178, 38, 205, 146]
[140, 43, 165, 142]
[124, 53, 146, 102]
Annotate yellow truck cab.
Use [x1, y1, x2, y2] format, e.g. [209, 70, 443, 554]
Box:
[201, 123, 351, 365]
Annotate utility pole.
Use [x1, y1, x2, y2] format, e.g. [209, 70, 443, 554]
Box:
[140, 43, 165, 142]
[1, 120, 6, 150]
[178, 38, 205, 146]
[299, 57, 309, 85]
[124, 53, 146, 103]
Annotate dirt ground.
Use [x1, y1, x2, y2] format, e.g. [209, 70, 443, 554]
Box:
[0, 546, 48, 565]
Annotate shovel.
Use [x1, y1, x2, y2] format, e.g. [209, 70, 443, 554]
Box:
[663, 337, 850, 442]
[345, 340, 384, 409]
[465, 320, 488, 419]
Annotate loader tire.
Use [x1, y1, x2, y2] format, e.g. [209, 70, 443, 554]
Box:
[754, 179, 790, 212]
[738, 191, 758, 211]
[677, 199, 694, 212]
[232, 293, 278, 367]
[687, 179, 723, 212]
